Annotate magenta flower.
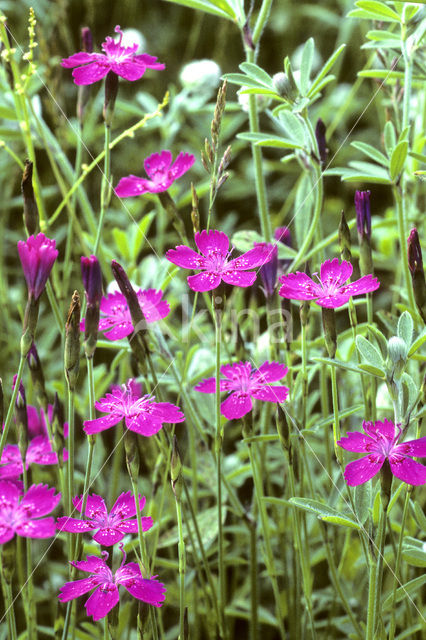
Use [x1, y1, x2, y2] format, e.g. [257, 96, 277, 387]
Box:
[27, 404, 69, 440]
[56, 492, 153, 546]
[80, 289, 170, 341]
[17, 233, 58, 301]
[61, 25, 165, 86]
[166, 229, 273, 292]
[115, 150, 195, 197]
[83, 379, 185, 436]
[278, 258, 379, 308]
[58, 547, 166, 620]
[0, 437, 68, 480]
[195, 361, 289, 420]
[81, 255, 103, 306]
[0, 481, 61, 543]
[337, 420, 426, 486]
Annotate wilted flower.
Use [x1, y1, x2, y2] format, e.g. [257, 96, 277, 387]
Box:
[57, 491, 152, 546]
[337, 419, 426, 486]
[278, 258, 379, 308]
[166, 229, 273, 292]
[115, 150, 195, 197]
[61, 25, 165, 85]
[83, 379, 185, 436]
[58, 546, 166, 620]
[195, 361, 289, 420]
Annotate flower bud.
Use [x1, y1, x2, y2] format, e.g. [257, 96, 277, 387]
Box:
[274, 226, 292, 274]
[387, 336, 407, 379]
[103, 70, 119, 126]
[338, 210, 352, 262]
[256, 243, 277, 299]
[13, 375, 28, 460]
[407, 228, 426, 322]
[355, 190, 373, 276]
[51, 392, 65, 465]
[64, 291, 81, 391]
[272, 72, 296, 103]
[21, 160, 39, 236]
[315, 118, 327, 168]
[27, 342, 48, 411]
[380, 459, 392, 511]
[81, 255, 102, 358]
[170, 435, 183, 502]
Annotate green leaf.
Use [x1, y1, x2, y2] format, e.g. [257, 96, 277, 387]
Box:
[356, 335, 385, 368]
[366, 29, 400, 42]
[162, 0, 237, 20]
[357, 363, 386, 378]
[382, 575, 426, 611]
[390, 140, 408, 181]
[231, 229, 296, 258]
[308, 44, 346, 97]
[290, 498, 361, 529]
[400, 373, 419, 412]
[384, 121, 397, 156]
[411, 501, 426, 533]
[299, 37, 314, 95]
[349, 160, 391, 180]
[354, 482, 372, 525]
[112, 228, 131, 261]
[239, 62, 273, 88]
[402, 544, 426, 568]
[397, 311, 413, 347]
[224, 73, 270, 90]
[236, 132, 304, 149]
[408, 329, 426, 357]
[278, 110, 308, 146]
[311, 356, 363, 375]
[351, 141, 389, 167]
[355, 1, 401, 20]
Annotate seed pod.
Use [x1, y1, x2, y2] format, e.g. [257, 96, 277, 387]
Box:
[64, 291, 81, 391]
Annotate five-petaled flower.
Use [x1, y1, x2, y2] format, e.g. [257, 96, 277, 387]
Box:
[0, 482, 61, 543]
[0, 438, 68, 480]
[83, 379, 185, 436]
[115, 150, 195, 197]
[56, 491, 153, 546]
[337, 419, 426, 486]
[17, 233, 59, 301]
[58, 546, 166, 620]
[195, 361, 289, 420]
[278, 258, 379, 308]
[61, 25, 165, 85]
[166, 229, 273, 292]
[80, 289, 170, 341]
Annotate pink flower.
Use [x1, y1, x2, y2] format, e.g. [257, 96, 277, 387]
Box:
[83, 379, 185, 436]
[115, 150, 195, 197]
[278, 258, 380, 309]
[58, 546, 166, 620]
[80, 289, 170, 341]
[61, 25, 165, 86]
[0, 481, 61, 543]
[0, 437, 68, 480]
[56, 492, 153, 546]
[27, 404, 69, 440]
[17, 233, 58, 301]
[195, 361, 289, 420]
[337, 420, 426, 486]
[166, 229, 273, 292]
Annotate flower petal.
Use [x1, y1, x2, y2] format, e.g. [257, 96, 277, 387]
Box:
[0, 524, 15, 544]
[221, 270, 256, 287]
[121, 576, 166, 607]
[252, 362, 288, 383]
[250, 385, 289, 403]
[71, 556, 111, 575]
[343, 455, 384, 486]
[165, 245, 206, 270]
[320, 259, 352, 287]
[227, 245, 273, 270]
[93, 528, 125, 546]
[194, 230, 229, 256]
[19, 484, 61, 518]
[389, 457, 426, 486]
[396, 436, 426, 457]
[110, 491, 142, 519]
[56, 517, 95, 533]
[137, 289, 170, 322]
[16, 516, 56, 538]
[115, 175, 150, 197]
[58, 577, 98, 603]
[220, 393, 253, 420]
[83, 413, 123, 435]
[337, 431, 375, 452]
[61, 52, 97, 68]
[111, 61, 146, 81]
[187, 272, 221, 292]
[72, 62, 110, 85]
[144, 150, 173, 179]
[169, 152, 195, 180]
[125, 415, 163, 437]
[85, 583, 119, 620]
[73, 493, 107, 519]
[278, 272, 321, 301]
[341, 275, 380, 298]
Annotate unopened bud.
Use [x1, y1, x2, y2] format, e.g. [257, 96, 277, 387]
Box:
[388, 336, 407, 379]
[77, 27, 93, 122]
[81, 255, 102, 358]
[27, 342, 48, 411]
[355, 190, 373, 276]
[103, 70, 119, 126]
[51, 392, 65, 464]
[338, 210, 352, 262]
[64, 291, 81, 391]
[380, 459, 392, 510]
[13, 375, 28, 460]
[407, 228, 426, 322]
[257, 243, 277, 299]
[21, 295, 40, 357]
[315, 118, 327, 168]
[276, 404, 290, 451]
[21, 160, 39, 235]
[170, 435, 183, 501]
[191, 183, 200, 235]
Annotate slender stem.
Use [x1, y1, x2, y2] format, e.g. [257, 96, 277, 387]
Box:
[247, 442, 286, 639]
[214, 304, 227, 639]
[301, 319, 308, 427]
[93, 124, 111, 256]
[0, 569, 17, 640]
[388, 490, 410, 640]
[0, 355, 26, 459]
[175, 498, 186, 640]
[22, 466, 36, 640]
[66, 387, 75, 562]
[252, 0, 274, 45]
[330, 366, 342, 466]
[249, 520, 259, 640]
[366, 505, 387, 640]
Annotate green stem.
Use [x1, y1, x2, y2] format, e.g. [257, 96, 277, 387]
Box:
[393, 186, 416, 315]
[0, 355, 26, 459]
[330, 365, 342, 466]
[22, 466, 36, 640]
[93, 124, 111, 256]
[247, 442, 286, 639]
[366, 505, 387, 640]
[252, 0, 274, 45]
[301, 319, 308, 427]
[249, 520, 259, 640]
[175, 498, 186, 640]
[66, 387, 75, 562]
[388, 490, 410, 640]
[214, 305, 227, 639]
[0, 572, 17, 640]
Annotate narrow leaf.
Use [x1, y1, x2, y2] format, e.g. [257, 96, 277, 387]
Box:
[355, 1, 401, 21]
[384, 120, 397, 156]
[390, 140, 408, 181]
[351, 141, 389, 167]
[382, 576, 426, 611]
[397, 311, 413, 347]
[299, 37, 315, 95]
[163, 0, 236, 19]
[308, 44, 346, 96]
[239, 62, 274, 88]
[356, 335, 385, 368]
